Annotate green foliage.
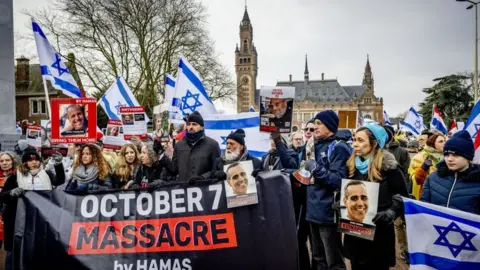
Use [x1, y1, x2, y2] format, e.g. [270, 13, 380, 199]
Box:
[419, 74, 474, 127]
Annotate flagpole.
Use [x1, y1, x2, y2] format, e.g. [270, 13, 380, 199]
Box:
[42, 77, 52, 120]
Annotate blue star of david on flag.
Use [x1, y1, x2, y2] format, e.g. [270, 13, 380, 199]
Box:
[51, 54, 70, 76]
[221, 136, 228, 145]
[180, 90, 203, 114]
[472, 123, 480, 139]
[433, 222, 477, 258]
[114, 101, 127, 115]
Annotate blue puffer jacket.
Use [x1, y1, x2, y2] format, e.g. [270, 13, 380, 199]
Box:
[421, 161, 480, 215]
[306, 131, 352, 224]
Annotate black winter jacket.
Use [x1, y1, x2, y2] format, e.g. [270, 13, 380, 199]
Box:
[343, 150, 409, 267]
[386, 141, 410, 182]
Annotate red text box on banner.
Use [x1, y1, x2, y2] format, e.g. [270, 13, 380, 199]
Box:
[50, 98, 97, 144]
[120, 106, 148, 141]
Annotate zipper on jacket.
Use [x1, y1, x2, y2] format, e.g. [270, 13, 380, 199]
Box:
[446, 172, 457, 208]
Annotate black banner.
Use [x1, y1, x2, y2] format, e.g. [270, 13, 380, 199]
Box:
[13, 171, 298, 270]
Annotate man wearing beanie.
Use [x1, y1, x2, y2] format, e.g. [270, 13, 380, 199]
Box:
[302, 110, 351, 270]
[160, 111, 220, 183]
[208, 129, 262, 181]
[421, 130, 480, 215]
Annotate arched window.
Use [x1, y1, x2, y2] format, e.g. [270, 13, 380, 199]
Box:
[243, 40, 248, 52]
[240, 58, 243, 64]
[247, 58, 250, 63]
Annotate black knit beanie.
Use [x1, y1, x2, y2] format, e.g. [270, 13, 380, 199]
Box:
[227, 129, 246, 146]
[184, 111, 204, 126]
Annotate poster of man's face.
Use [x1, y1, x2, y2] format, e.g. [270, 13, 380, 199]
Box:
[223, 160, 258, 208]
[259, 86, 295, 133]
[107, 126, 120, 136]
[340, 179, 379, 225]
[122, 114, 134, 125]
[60, 104, 88, 136]
[27, 130, 38, 139]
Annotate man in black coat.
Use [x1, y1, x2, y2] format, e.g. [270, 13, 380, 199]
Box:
[160, 111, 220, 183]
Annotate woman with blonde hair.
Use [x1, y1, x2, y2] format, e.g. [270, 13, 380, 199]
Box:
[408, 132, 446, 199]
[113, 144, 141, 189]
[342, 124, 408, 270]
[66, 144, 112, 191]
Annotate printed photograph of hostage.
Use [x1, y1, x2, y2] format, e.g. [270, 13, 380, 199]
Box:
[338, 179, 379, 240]
[122, 114, 134, 125]
[259, 96, 294, 133]
[223, 160, 258, 208]
[60, 104, 88, 136]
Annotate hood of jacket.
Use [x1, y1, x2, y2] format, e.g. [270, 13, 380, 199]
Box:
[436, 160, 480, 181]
[387, 141, 400, 150]
[382, 149, 398, 171]
[335, 129, 352, 141]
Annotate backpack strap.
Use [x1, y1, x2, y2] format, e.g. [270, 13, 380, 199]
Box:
[327, 140, 353, 162]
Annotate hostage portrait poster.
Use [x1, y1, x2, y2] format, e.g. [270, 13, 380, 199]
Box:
[223, 160, 258, 208]
[50, 98, 97, 144]
[338, 179, 379, 241]
[259, 86, 295, 134]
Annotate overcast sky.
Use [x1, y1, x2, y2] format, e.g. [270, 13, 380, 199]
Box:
[14, 0, 477, 116]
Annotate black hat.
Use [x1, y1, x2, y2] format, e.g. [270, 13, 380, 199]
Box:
[227, 129, 246, 146]
[22, 149, 41, 163]
[383, 125, 395, 144]
[443, 130, 475, 161]
[314, 110, 339, 133]
[184, 111, 204, 126]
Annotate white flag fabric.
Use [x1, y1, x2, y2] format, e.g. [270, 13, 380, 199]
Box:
[165, 74, 176, 108]
[404, 198, 480, 269]
[32, 19, 82, 98]
[463, 99, 480, 164]
[430, 105, 448, 134]
[204, 112, 269, 158]
[383, 110, 392, 125]
[400, 107, 424, 135]
[170, 57, 217, 122]
[98, 77, 148, 121]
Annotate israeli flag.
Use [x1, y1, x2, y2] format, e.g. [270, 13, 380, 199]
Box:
[204, 112, 270, 158]
[98, 77, 148, 121]
[430, 105, 448, 134]
[165, 74, 176, 107]
[32, 19, 82, 98]
[383, 110, 392, 126]
[404, 198, 480, 269]
[170, 57, 217, 122]
[400, 107, 424, 135]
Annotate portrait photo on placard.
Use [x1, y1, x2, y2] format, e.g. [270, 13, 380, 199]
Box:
[340, 179, 379, 225]
[122, 114, 135, 125]
[223, 160, 258, 208]
[27, 130, 39, 139]
[59, 104, 89, 136]
[107, 126, 120, 137]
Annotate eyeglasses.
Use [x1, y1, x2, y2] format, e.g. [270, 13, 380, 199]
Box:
[304, 128, 315, 132]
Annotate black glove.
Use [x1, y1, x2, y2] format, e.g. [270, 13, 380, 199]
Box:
[251, 169, 261, 178]
[421, 158, 433, 171]
[188, 175, 205, 185]
[52, 152, 63, 164]
[148, 180, 167, 189]
[10, 187, 24, 197]
[304, 160, 318, 174]
[87, 183, 108, 191]
[211, 171, 227, 181]
[130, 184, 140, 190]
[372, 209, 396, 225]
[153, 138, 165, 156]
[271, 132, 282, 145]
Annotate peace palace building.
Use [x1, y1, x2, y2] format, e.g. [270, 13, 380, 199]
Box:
[234, 7, 384, 129]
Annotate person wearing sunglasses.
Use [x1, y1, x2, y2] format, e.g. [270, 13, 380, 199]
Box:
[303, 119, 315, 142]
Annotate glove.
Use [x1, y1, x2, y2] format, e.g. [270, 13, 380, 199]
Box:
[251, 169, 261, 178]
[153, 138, 165, 156]
[87, 183, 108, 191]
[188, 175, 205, 185]
[130, 183, 140, 190]
[421, 158, 433, 171]
[304, 160, 318, 174]
[10, 187, 24, 197]
[148, 180, 167, 189]
[271, 132, 282, 145]
[372, 209, 396, 225]
[52, 152, 63, 164]
[211, 171, 227, 181]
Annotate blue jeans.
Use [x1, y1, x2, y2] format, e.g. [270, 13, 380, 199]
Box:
[310, 223, 346, 270]
[5, 250, 12, 270]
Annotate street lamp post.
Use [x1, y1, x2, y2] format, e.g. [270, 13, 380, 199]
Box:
[457, 0, 480, 102]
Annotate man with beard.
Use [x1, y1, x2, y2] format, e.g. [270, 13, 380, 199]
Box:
[160, 111, 220, 183]
[225, 162, 249, 195]
[209, 129, 261, 181]
[61, 105, 88, 136]
[269, 98, 293, 128]
[343, 180, 369, 223]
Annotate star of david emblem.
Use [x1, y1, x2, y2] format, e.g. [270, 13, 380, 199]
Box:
[51, 54, 70, 76]
[221, 136, 228, 145]
[114, 101, 127, 115]
[180, 90, 203, 114]
[433, 222, 477, 258]
[414, 119, 422, 130]
[472, 124, 480, 139]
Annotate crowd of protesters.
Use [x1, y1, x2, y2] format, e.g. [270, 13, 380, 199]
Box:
[3, 110, 480, 270]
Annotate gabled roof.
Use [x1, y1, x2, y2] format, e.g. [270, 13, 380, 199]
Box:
[276, 79, 364, 104]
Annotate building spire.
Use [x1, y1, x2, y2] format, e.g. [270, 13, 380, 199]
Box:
[242, 2, 250, 22]
[365, 54, 371, 74]
[304, 54, 309, 82]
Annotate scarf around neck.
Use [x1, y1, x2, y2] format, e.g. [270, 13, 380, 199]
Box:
[355, 156, 370, 175]
[185, 130, 205, 146]
[422, 145, 444, 163]
[74, 164, 99, 185]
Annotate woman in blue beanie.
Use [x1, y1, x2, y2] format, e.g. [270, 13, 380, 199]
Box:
[421, 130, 480, 214]
[342, 124, 409, 270]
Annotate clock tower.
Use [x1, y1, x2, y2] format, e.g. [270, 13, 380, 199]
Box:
[235, 6, 258, 113]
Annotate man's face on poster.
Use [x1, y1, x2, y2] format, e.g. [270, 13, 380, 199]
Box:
[67, 105, 85, 130]
[344, 183, 369, 223]
[269, 98, 287, 119]
[227, 164, 248, 195]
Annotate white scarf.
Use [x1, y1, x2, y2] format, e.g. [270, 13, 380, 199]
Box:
[16, 169, 52, 190]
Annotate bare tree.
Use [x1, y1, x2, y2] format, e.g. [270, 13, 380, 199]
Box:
[30, 0, 235, 114]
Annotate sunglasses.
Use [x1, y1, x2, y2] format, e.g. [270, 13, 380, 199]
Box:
[304, 128, 315, 132]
